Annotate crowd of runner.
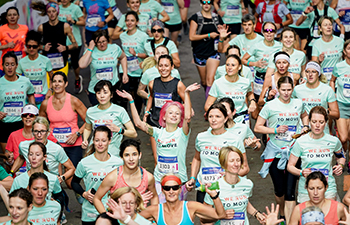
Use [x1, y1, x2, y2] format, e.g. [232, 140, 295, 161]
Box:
[2, 0, 350, 224]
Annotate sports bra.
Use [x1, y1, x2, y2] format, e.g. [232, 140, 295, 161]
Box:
[157, 201, 194, 225]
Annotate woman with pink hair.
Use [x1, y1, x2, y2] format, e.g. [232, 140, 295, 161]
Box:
[117, 81, 200, 203]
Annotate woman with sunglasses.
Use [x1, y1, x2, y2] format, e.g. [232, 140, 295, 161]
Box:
[94, 139, 158, 213]
[254, 76, 309, 222]
[189, 0, 223, 99]
[294, 61, 338, 134]
[79, 29, 127, 106]
[16, 31, 53, 108]
[242, 22, 282, 102]
[0, 7, 28, 77]
[311, 16, 344, 84]
[0, 51, 35, 156]
[10, 117, 75, 187]
[144, 20, 180, 68]
[71, 126, 124, 225]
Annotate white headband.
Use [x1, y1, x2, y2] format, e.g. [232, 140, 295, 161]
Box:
[305, 62, 321, 76]
[274, 54, 290, 64]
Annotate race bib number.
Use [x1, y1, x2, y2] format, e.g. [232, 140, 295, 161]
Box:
[154, 92, 172, 108]
[158, 156, 179, 173]
[275, 125, 296, 142]
[253, 76, 264, 95]
[112, 6, 122, 20]
[127, 56, 140, 72]
[310, 168, 329, 181]
[4, 102, 23, 117]
[290, 10, 302, 25]
[30, 80, 43, 94]
[323, 67, 333, 81]
[162, 2, 174, 13]
[53, 127, 72, 143]
[202, 167, 223, 183]
[86, 14, 101, 27]
[343, 84, 350, 98]
[96, 67, 113, 80]
[220, 212, 245, 225]
[313, 25, 320, 38]
[214, 39, 219, 51]
[47, 53, 64, 69]
[15, 51, 22, 62]
[226, 5, 239, 16]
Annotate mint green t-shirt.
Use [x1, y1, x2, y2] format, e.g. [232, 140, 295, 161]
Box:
[312, 35, 343, 83]
[117, 13, 152, 33]
[259, 98, 305, 148]
[144, 38, 178, 57]
[228, 33, 264, 59]
[285, 0, 312, 28]
[0, 76, 35, 123]
[293, 82, 336, 134]
[28, 200, 61, 225]
[19, 140, 69, 175]
[75, 154, 123, 222]
[195, 130, 245, 184]
[140, 0, 165, 19]
[220, 0, 243, 24]
[209, 76, 252, 123]
[267, 49, 306, 75]
[88, 44, 122, 93]
[16, 55, 53, 103]
[291, 133, 342, 196]
[306, 7, 339, 39]
[153, 127, 190, 183]
[333, 60, 350, 104]
[10, 170, 62, 200]
[204, 176, 253, 225]
[140, 66, 181, 85]
[120, 29, 148, 77]
[85, 104, 131, 157]
[247, 40, 282, 73]
[160, 0, 181, 25]
[58, 4, 84, 47]
[214, 64, 253, 84]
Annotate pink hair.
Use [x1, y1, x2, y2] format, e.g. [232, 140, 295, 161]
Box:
[158, 101, 184, 128]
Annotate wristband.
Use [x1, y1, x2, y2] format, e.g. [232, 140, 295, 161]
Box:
[121, 128, 125, 135]
[87, 48, 93, 53]
[103, 21, 107, 25]
[300, 170, 303, 176]
[208, 33, 210, 38]
[118, 128, 122, 134]
[219, 39, 223, 43]
[279, 23, 284, 28]
[147, 93, 150, 99]
[254, 211, 262, 219]
[190, 176, 196, 181]
[340, 33, 345, 39]
[274, 127, 277, 134]
[247, 59, 251, 66]
[145, 111, 151, 115]
[129, 100, 135, 104]
[10, 170, 15, 175]
[123, 215, 131, 224]
[302, 11, 307, 17]
[210, 191, 220, 200]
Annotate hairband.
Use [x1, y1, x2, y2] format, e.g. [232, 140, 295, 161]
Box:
[301, 211, 325, 225]
[161, 175, 182, 186]
[46, 2, 59, 14]
[305, 61, 321, 76]
[274, 54, 290, 64]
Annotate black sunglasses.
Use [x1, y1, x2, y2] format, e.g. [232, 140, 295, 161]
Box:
[202, 0, 211, 4]
[162, 185, 181, 191]
[263, 28, 276, 33]
[21, 113, 36, 118]
[26, 45, 39, 49]
[151, 28, 164, 33]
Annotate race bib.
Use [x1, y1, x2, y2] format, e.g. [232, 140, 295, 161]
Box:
[162, 2, 174, 13]
[158, 156, 179, 173]
[34, 94, 45, 103]
[4, 102, 23, 117]
[15, 166, 27, 177]
[220, 212, 245, 225]
[154, 92, 172, 108]
[253, 76, 264, 95]
[313, 25, 320, 38]
[15, 51, 22, 62]
[244, 114, 250, 128]
[30, 80, 43, 94]
[226, 5, 239, 16]
[214, 39, 219, 51]
[343, 84, 350, 98]
[112, 6, 122, 20]
[202, 167, 223, 183]
[86, 14, 101, 27]
[127, 56, 140, 72]
[310, 168, 329, 181]
[323, 67, 333, 81]
[47, 53, 64, 69]
[96, 67, 113, 80]
[53, 127, 72, 143]
[335, 9, 350, 32]
[290, 10, 302, 25]
[275, 125, 296, 142]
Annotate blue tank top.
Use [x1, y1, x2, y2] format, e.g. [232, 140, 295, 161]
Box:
[157, 201, 194, 225]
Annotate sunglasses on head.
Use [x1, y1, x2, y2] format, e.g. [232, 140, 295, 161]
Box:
[21, 113, 36, 118]
[202, 0, 211, 4]
[26, 45, 39, 49]
[162, 185, 181, 191]
[263, 28, 276, 33]
[151, 28, 164, 33]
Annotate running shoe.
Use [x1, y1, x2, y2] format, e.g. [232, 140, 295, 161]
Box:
[61, 212, 67, 224]
[75, 193, 84, 205]
[75, 75, 83, 94]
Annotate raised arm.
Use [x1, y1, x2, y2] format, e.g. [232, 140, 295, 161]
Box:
[183, 83, 200, 135]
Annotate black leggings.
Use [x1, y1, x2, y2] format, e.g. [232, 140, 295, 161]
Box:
[269, 158, 301, 201]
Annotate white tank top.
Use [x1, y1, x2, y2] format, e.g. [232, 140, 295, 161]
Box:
[270, 73, 294, 98]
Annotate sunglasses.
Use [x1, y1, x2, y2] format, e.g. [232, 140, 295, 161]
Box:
[263, 28, 276, 33]
[162, 185, 181, 191]
[26, 45, 39, 49]
[151, 28, 164, 33]
[202, 0, 211, 4]
[21, 113, 36, 118]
